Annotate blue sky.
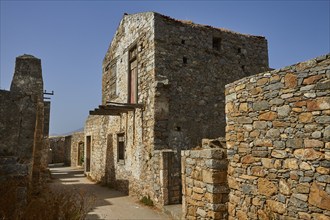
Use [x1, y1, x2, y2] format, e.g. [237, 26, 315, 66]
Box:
[1, 1, 329, 135]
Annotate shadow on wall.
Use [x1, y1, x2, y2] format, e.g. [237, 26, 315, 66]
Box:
[98, 133, 129, 195]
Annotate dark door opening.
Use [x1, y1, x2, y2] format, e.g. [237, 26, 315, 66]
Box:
[86, 136, 91, 172]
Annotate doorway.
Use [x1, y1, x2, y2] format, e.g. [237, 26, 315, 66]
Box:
[77, 141, 84, 166]
[86, 136, 91, 172]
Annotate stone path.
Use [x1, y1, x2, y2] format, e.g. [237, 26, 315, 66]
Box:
[49, 166, 171, 219]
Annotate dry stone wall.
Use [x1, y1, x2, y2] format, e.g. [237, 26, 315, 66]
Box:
[181, 138, 228, 219]
[225, 54, 330, 219]
[0, 55, 48, 206]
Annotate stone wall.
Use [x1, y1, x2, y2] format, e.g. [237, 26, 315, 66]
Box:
[0, 55, 48, 206]
[153, 13, 269, 151]
[225, 54, 330, 219]
[49, 132, 84, 166]
[152, 14, 269, 206]
[181, 138, 228, 219]
[70, 132, 84, 167]
[49, 136, 66, 164]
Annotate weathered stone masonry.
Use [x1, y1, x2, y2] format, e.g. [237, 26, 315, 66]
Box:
[0, 55, 50, 202]
[49, 131, 84, 166]
[225, 54, 330, 219]
[181, 138, 229, 219]
[85, 11, 269, 208]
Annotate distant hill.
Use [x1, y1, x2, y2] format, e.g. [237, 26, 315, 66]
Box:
[50, 127, 84, 137]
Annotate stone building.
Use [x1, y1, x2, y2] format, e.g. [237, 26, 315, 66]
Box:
[85, 12, 269, 207]
[0, 55, 50, 204]
[49, 131, 84, 167]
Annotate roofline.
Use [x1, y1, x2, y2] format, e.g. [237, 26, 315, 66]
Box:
[123, 11, 266, 39]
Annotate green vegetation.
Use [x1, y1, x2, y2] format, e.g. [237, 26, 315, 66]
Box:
[140, 195, 154, 206]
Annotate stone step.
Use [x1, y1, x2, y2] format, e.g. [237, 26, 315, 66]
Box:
[163, 204, 182, 220]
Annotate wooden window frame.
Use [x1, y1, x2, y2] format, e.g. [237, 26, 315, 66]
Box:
[128, 44, 138, 104]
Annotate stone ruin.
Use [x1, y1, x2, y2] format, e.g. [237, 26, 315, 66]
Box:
[0, 55, 50, 206]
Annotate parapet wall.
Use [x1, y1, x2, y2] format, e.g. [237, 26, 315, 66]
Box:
[225, 54, 330, 219]
[181, 138, 228, 219]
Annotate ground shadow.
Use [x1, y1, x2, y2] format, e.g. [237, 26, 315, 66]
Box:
[49, 166, 130, 219]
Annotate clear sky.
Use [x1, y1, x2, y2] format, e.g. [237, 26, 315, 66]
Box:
[1, 0, 329, 135]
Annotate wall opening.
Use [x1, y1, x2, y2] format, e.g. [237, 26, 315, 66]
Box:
[181, 39, 185, 44]
[212, 37, 221, 50]
[117, 133, 125, 162]
[183, 57, 188, 64]
[86, 136, 91, 172]
[128, 45, 138, 104]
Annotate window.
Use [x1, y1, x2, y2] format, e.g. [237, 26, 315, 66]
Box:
[183, 57, 188, 64]
[128, 45, 138, 103]
[117, 133, 125, 161]
[213, 37, 221, 51]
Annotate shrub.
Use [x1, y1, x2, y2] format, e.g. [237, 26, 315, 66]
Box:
[0, 179, 95, 220]
[140, 195, 154, 206]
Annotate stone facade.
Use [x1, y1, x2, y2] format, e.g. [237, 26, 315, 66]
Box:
[70, 132, 85, 167]
[85, 12, 269, 207]
[225, 54, 330, 219]
[181, 138, 228, 219]
[49, 132, 84, 166]
[0, 55, 49, 201]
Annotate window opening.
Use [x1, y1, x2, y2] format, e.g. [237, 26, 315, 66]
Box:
[117, 133, 125, 161]
[183, 57, 187, 64]
[128, 45, 138, 104]
[213, 37, 221, 50]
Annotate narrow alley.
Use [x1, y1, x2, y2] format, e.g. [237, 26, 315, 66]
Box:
[50, 166, 170, 220]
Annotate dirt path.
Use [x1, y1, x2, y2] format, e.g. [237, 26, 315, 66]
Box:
[49, 166, 170, 220]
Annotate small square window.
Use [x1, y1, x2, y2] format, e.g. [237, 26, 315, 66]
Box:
[183, 57, 188, 64]
[213, 37, 221, 50]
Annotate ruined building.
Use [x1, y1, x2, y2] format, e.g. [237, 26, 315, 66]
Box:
[0, 55, 50, 204]
[85, 12, 269, 206]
